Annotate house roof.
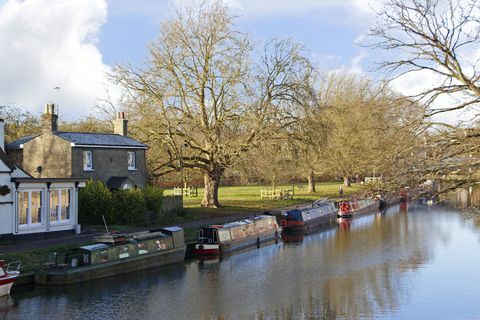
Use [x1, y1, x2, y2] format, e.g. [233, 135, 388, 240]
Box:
[6, 135, 38, 149]
[6, 132, 147, 149]
[56, 132, 147, 148]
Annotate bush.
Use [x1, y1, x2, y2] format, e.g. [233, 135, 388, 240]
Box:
[78, 180, 113, 225]
[79, 183, 166, 226]
[144, 186, 164, 213]
[112, 189, 147, 225]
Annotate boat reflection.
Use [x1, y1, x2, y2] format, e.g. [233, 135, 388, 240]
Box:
[0, 296, 15, 315]
[337, 217, 353, 230]
[281, 218, 338, 244]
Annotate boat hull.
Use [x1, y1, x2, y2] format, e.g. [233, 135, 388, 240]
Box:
[195, 229, 279, 256]
[282, 213, 335, 232]
[337, 201, 379, 218]
[0, 276, 17, 296]
[35, 246, 186, 285]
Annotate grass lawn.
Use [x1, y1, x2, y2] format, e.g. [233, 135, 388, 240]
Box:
[165, 182, 362, 219]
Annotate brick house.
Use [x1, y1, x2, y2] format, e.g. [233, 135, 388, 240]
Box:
[6, 104, 148, 189]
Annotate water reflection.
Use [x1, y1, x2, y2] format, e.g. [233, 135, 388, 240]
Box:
[9, 204, 480, 319]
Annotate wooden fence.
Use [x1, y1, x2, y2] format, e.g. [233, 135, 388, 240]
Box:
[260, 188, 294, 200]
[173, 187, 198, 197]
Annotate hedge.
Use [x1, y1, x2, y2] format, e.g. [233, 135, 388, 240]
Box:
[78, 181, 164, 226]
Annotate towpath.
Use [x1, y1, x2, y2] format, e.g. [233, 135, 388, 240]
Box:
[0, 203, 311, 254]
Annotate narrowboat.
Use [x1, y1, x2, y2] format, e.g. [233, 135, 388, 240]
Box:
[0, 261, 20, 296]
[35, 227, 186, 285]
[337, 198, 379, 218]
[280, 199, 337, 232]
[195, 215, 279, 256]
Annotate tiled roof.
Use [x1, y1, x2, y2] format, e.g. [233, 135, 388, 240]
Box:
[6, 135, 38, 149]
[56, 132, 147, 148]
[7, 132, 147, 149]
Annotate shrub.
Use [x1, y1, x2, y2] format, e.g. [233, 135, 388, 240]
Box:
[112, 189, 147, 225]
[78, 180, 113, 225]
[144, 186, 164, 214]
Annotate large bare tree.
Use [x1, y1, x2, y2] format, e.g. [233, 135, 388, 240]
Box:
[115, 2, 310, 207]
[370, 0, 480, 118]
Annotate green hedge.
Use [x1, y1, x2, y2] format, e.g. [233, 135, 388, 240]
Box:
[79, 181, 164, 226]
[78, 180, 113, 225]
[112, 189, 146, 225]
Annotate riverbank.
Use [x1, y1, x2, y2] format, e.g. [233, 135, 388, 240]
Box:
[0, 182, 362, 278]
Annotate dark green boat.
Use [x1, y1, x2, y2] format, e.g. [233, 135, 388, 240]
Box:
[35, 227, 186, 285]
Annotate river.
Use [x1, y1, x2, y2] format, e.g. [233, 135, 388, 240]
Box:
[3, 203, 480, 319]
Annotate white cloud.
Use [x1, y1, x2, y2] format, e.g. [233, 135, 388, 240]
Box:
[0, 0, 115, 120]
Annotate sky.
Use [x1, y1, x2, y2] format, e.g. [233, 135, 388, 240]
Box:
[0, 0, 473, 123]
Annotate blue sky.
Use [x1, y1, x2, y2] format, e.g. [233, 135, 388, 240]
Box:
[0, 0, 382, 119]
[0, 0, 439, 120]
[99, 1, 373, 71]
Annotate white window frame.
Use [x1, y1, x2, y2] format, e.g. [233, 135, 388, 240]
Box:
[17, 190, 44, 228]
[49, 188, 72, 224]
[127, 151, 136, 170]
[83, 151, 94, 171]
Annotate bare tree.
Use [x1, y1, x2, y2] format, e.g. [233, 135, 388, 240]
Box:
[114, 2, 310, 207]
[370, 0, 480, 118]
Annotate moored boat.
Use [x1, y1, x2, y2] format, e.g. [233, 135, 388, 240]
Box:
[35, 227, 186, 285]
[0, 261, 21, 297]
[195, 215, 279, 256]
[280, 199, 337, 232]
[337, 198, 379, 218]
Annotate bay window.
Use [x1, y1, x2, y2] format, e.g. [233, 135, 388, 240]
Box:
[17, 190, 43, 227]
[50, 189, 71, 223]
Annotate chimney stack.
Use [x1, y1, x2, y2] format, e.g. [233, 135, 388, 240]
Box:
[0, 119, 4, 150]
[113, 112, 128, 136]
[42, 103, 58, 133]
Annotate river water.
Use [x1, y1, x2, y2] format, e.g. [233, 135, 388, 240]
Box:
[4, 203, 480, 320]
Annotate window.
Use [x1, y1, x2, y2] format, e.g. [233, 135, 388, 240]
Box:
[50, 189, 71, 223]
[83, 151, 93, 171]
[138, 242, 148, 255]
[127, 151, 136, 170]
[17, 190, 43, 227]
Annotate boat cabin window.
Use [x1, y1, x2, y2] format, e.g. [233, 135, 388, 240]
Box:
[138, 242, 148, 255]
[119, 246, 130, 259]
[155, 239, 166, 251]
[100, 250, 109, 263]
[199, 228, 215, 243]
[0, 268, 4, 277]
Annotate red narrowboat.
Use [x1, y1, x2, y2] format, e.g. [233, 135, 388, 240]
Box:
[337, 198, 379, 218]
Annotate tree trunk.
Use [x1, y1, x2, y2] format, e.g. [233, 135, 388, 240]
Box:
[343, 176, 351, 187]
[202, 172, 221, 208]
[307, 171, 316, 193]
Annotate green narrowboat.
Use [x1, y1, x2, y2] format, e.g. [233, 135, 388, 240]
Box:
[35, 227, 186, 285]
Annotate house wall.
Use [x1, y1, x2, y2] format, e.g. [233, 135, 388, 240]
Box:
[71, 147, 147, 188]
[0, 172, 14, 236]
[22, 133, 72, 178]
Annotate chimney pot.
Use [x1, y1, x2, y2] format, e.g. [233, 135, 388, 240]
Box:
[113, 111, 128, 136]
[42, 103, 58, 133]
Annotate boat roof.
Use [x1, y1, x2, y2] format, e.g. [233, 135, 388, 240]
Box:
[212, 215, 274, 229]
[78, 243, 111, 252]
[162, 226, 183, 232]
